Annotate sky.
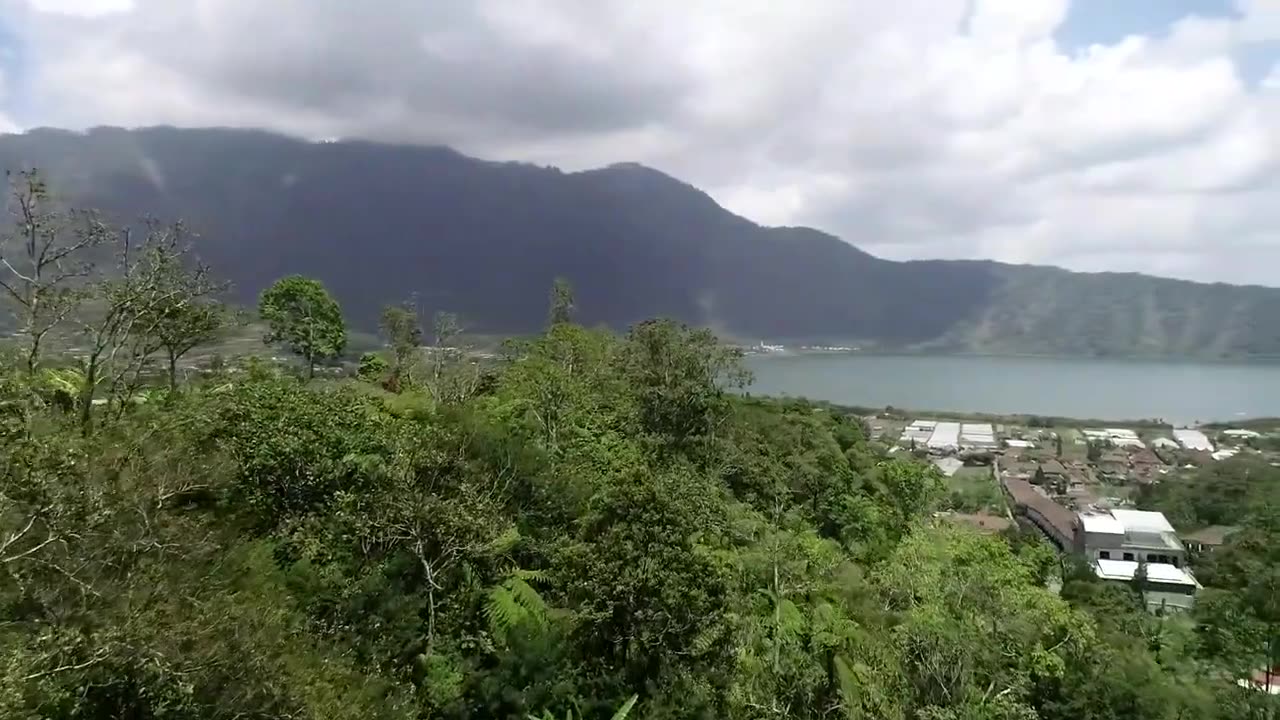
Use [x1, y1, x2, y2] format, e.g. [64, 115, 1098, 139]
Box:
[1, 0, 1279, 286]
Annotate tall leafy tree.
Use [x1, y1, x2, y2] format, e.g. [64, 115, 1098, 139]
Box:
[135, 232, 229, 392]
[379, 299, 422, 391]
[618, 318, 751, 450]
[258, 275, 346, 379]
[548, 276, 575, 327]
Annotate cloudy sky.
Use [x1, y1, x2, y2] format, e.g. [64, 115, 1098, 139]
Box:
[1, 0, 1279, 286]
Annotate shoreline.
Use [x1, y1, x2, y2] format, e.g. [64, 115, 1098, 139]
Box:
[741, 348, 1280, 366]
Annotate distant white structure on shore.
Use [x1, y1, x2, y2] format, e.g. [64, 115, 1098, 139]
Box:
[928, 422, 961, 450]
[960, 423, 997, 448]
[1082, 428, 1145, 448]
[900, 419, 998, 451]
[1223, 429, 1261, 439]
[1173, 429, 1214, 452]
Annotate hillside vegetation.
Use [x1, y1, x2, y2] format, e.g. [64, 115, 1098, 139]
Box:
[2, 176, 1278, 718]
[3, 126, 1280, 357]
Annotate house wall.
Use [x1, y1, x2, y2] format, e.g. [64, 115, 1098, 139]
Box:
[1080, 532, 1186, 566]
[1142, 586, 1197, 612]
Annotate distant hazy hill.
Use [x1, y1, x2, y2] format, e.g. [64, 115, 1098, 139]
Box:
[2, 126, 1279, 358]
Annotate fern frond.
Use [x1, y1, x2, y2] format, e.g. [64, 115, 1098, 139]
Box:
[486, 574, 549, 640]
[485, 585, 526, 637]
[778, 598, 805, 637]
[513, 567, 549, 585]
[487, 525, 522, 555]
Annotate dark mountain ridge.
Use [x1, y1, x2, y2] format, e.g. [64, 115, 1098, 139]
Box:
[2, 125, 1278, 357]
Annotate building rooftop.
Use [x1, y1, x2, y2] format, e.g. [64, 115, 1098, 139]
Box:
[1004, 478, 1077, 541]
[1182, 525, 1241, 546]
[1039, 459, 1067, 475]
[1173, 429, 1215, 452]
[1094, 560, 1199, 587]
[1080, 513, 1125, 535]
[1110, 509, 1176, 534]
[1223, 429, 1261, 438]
[927, 421, 962, 448]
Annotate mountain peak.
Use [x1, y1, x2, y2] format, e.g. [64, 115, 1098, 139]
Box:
[1, 126, 1278, 357]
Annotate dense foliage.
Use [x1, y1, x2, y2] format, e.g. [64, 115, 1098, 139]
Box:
[1, 177, 1277, 718]
[5, 126, 1280, 357]
[2, 308, 1277, 718]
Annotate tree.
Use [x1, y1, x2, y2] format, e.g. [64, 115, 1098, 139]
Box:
[1132, 560, 1149, 608]
[426, 310, 481, 403]
[548, 276, 575, 327]
[1055, 433, 1064, 457]
[258, 275, 346, 379]
[0, 171, 111, 374]
[379, 300, 422, 391]
[1087, 441, 1103, 462]
[136, 236, 229, 392]
[74, 220, 216, 431]
[358, 351, 389, 383]
[618, 318, 751, 449]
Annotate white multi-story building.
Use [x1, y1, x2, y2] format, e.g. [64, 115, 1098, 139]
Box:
[1076, 509, 1186, 566]
[1074, 509, 1199, 611]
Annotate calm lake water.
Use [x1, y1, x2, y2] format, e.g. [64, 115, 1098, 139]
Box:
[743, 353, 1280, 424]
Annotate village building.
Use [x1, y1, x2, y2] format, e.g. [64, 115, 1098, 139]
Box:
[1002, 478, 1076, 550]
[1075, 509, 1187, 566]
[1092, 559, 1200, 612]
[1181, 525, 1241, 553]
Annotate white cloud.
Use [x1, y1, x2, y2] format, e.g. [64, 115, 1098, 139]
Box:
[27, 0, 132, 17]
[7, 0, 1280, 286]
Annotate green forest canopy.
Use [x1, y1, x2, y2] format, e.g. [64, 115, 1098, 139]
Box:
[1, 177, 1278, 719]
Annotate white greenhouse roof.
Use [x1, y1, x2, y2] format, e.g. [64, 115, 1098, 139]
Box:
[928, 422, 961, 448]
[1173, 429, 1214, 452]
[1223, 429, 1261, 438]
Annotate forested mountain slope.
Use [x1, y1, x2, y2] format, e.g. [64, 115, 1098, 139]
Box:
[3, 125, 1279, 357]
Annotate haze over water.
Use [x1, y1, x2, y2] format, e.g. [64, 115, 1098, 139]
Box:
[744, 354, 1280, 424]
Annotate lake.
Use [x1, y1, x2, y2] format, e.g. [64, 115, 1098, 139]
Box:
[743, 353, 1280, 424]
